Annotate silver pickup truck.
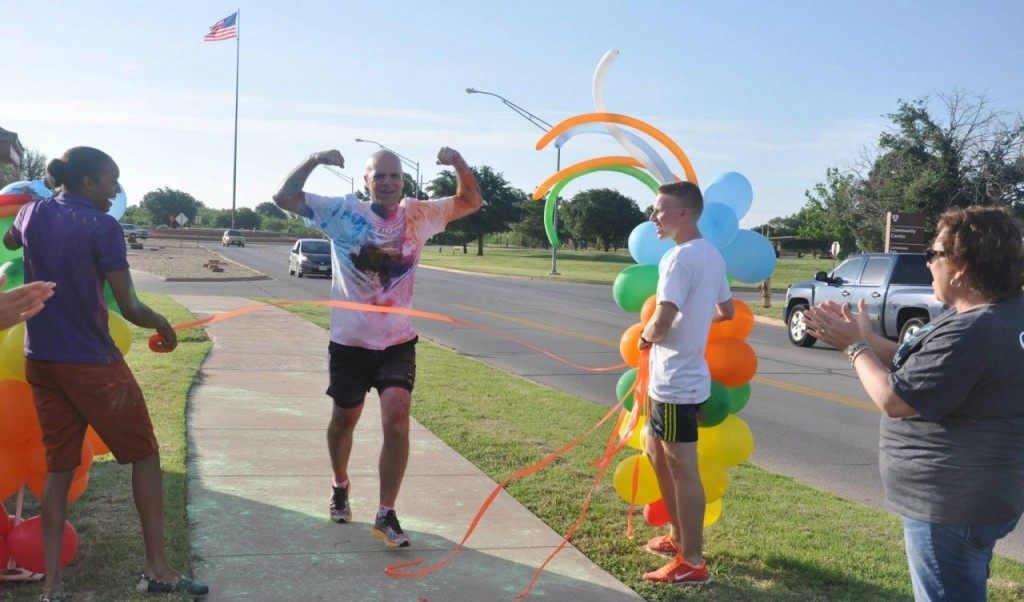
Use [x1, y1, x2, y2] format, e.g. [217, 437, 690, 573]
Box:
[783, 252, 947, 347]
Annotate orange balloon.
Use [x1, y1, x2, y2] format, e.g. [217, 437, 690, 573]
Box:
[640, 295, 658, 325]
[0, 380, 41, 445]
[26, 439, 93, 502]
[619, 323, 645, 367]
[85, 426, 111, 456]
[709, 299, 755, 340]
[0, 441, 29, 500]
[705, 337, 757, 387]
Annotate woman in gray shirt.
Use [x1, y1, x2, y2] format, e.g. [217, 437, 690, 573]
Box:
[806, 206, 1024, 601]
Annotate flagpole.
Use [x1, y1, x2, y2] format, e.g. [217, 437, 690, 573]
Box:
[230, 8, 240, 228]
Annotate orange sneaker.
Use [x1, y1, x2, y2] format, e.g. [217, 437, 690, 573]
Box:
[644, 534, 679, 557]
[642, 554, 711, 585]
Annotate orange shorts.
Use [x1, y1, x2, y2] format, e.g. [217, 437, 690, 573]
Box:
[26, 359, 159, 472]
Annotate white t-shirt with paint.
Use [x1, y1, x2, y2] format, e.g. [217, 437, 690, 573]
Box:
[304, 193, 454, 350]
[648, 238, 732, 404]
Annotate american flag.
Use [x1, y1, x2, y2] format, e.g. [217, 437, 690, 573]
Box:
[204, 12, 237, 41]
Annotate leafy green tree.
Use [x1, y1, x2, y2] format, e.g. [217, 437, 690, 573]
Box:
[0, 148, 48, 188]
[561, 188, 645, 252]
[121, 205, 151, 226]
[513, 196, 565, 249]
[233, 207, 261, 230]
[426, 165, 526, 255]
[255, 201, 287, 219]
[140, 188, 203, 228]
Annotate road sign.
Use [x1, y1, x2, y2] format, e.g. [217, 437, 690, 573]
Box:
[175, 213, 189, 226]
[885, 211, 926, 253]
[830, 241, 840, 256]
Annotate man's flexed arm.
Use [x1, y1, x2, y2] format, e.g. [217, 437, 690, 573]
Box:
[273, 150, 346, 216]
[437, 147, 482, 221]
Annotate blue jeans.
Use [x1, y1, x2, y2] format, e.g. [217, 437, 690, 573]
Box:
[902, 515, 1020, 601]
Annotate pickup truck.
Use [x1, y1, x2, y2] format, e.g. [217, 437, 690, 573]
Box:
[121, 223, 149, 239]
[783, 252, 947, 347]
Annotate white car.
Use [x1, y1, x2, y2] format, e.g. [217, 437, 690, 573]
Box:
[121, 223, 149, 239]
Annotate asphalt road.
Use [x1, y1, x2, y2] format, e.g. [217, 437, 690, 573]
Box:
[136, 241, 1024, 561]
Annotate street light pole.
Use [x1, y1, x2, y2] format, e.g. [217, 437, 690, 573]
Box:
[324, 166, 355, 194]
[466, 87, 560, 275]
[354, 138, 420, 199]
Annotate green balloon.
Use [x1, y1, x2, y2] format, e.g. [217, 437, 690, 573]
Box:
[616, 368, 638, 411]
[0, 217, 20, 264]
[700, 382, 731, 427]
[544, 165, 660, 247]
[103, 281, 124, 315]
[612, 264, 659, 314]
[1, 258, 24, 290]
[728, 382, 752, 414]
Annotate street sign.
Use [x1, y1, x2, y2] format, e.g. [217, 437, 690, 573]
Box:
[884, 211, 927, 253]
[830, 241, 840, 256]
[175, 213, 189, 226]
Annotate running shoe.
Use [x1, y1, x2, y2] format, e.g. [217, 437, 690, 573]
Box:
[645, 534, 679, 557]
[329, 484, 352, 523]
[642, 554, 711, 585]
[371, 509, 411, 548]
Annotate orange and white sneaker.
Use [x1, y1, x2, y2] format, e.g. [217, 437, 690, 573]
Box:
[642, 554, 711, 585]
[644, 534, 679, 557]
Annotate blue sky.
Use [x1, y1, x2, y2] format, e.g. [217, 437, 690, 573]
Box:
[2, 1, 1022, 226]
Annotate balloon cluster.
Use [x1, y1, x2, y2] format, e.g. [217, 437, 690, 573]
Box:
[0, 179, 127, 574]
[527, 50, 771, 529]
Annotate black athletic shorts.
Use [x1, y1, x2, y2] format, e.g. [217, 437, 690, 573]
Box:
[647, 398, 703, 443]
[327, 337, 417, 408]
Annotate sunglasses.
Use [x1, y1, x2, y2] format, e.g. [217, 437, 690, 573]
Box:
[924, 249, 946, 262]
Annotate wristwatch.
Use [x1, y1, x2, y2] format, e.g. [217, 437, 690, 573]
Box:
[844, 338, 870, 363]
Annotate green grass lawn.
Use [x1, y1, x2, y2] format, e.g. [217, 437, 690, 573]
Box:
[272, 301, 1024, 601]
[2, 293, 210, 602]
[420, 245, 838, 290]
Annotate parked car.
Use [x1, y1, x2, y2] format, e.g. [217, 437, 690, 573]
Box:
[288, 238, 332, 277]
[221, 229, 245, 247]
[783, 252, 947, 347]
[120, 223, 149, 239]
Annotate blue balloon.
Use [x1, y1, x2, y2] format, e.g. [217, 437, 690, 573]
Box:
[628, 221, 676, 266]
[697, 202, 739, 249]
[703, 172, 753, 221]
[108, 184, 127, 220]
[0, 180, 51, 200]
[720, 229, 776, 283]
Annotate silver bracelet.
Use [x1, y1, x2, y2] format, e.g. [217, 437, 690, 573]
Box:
[844, 338, 870, 364]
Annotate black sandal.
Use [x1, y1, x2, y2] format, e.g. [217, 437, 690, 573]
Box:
[136, 574, 210, 596]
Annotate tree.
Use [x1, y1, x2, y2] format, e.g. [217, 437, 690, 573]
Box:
[233, 207, 261, 230]
[255, 201, 287, 219]
[513, 196, 562, 249]
[561, 188, 645, 252]
[121, 205, 151, 226]
[0, 148, 48, 189]
[140, 188, 203, 228]
[789, 91, 1024, 252]
[426, 165, 525, 255]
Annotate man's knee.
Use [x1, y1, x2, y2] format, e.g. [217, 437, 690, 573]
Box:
[330, 405, 362, 432]
[380, 388, 411, 438]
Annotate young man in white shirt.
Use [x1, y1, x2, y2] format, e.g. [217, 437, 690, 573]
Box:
[638, 181, 734, 584]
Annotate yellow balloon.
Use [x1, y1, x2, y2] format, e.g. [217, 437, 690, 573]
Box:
[697, 453, 728, 503]
[704, 498, 723, 527]
[698, 414, 754, 467]
[0, 322, 26, 382]
[618, 414, 647, 451]
[108, 312, 132, 355]
[0, 328, 15, 381]
[612, 453, 661, 505]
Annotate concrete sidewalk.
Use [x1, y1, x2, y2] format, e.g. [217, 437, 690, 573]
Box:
[175, 295, 640, 601]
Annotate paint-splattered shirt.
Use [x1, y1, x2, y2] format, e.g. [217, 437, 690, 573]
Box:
[303, 193, 454, 350]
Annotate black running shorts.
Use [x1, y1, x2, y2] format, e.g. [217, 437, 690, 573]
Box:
[647, 398, 703, 443]
[327, 337, 417, 408]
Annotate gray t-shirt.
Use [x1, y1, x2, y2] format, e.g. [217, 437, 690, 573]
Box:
[880, 298, 1024, 524]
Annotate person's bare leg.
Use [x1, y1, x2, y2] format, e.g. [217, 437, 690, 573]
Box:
[328, 403, 364, 482]
[131, 452, 176, 582]
[41, 470, 75, 595]
[378, 387, 411, 506]
[662, 441, 705, 565]
[646, 435, 681, 545]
